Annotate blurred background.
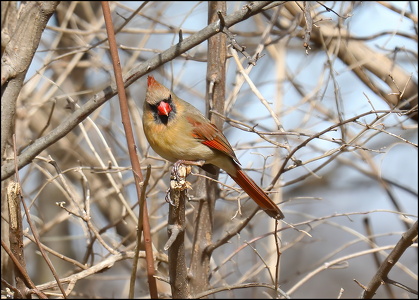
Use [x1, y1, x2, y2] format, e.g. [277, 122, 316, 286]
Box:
[1, 1, 417, 298]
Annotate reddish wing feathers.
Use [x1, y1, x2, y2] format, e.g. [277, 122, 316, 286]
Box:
[233, 169, 284, 220]
[186, 116, 239, 164]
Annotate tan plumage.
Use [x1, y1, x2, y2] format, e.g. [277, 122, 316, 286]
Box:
[143, 75, 284, 220]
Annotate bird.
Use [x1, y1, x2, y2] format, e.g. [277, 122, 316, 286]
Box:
[142, 75, 284, 220]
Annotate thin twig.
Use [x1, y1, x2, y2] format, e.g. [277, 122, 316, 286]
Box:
[129, 165, 152, 298]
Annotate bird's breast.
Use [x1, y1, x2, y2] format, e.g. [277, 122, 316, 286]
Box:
[144, 116, 213, 163]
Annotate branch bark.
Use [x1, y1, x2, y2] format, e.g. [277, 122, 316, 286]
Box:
[167, 165, 190, 299]
[188, 2, 227, 297]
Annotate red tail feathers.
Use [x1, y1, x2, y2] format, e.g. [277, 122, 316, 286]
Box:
[231, 169, 284, 220]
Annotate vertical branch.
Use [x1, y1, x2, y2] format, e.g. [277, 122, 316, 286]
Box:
[7, 181, 30, 298]
[166, 165, 191, 299]
[101, 2, 157, 298]
[207, 8, 227, 129]
[188, 1, 227, 296]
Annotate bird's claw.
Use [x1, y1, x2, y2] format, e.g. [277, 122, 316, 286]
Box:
[172, 161, 192, 182]
[165, 163, 193, 207]
[165, 187, 175, 205]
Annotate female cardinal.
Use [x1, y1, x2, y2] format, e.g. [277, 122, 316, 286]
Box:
[142, 75, 284, 220]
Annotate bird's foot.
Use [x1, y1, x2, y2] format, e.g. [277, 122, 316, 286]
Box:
[172, 159, 205, 182]
[165, 187, 175, 205]
[165, 162, 196, 206]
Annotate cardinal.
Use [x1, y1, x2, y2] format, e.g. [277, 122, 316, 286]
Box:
[142, 75, 284, 220]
